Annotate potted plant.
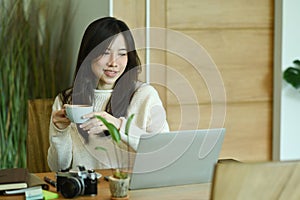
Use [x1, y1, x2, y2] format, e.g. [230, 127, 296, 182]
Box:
[283, 59, 300, 89]
[95, 114, 134, 200]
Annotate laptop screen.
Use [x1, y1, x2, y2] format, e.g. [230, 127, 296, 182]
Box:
[129, 128, 225, 190]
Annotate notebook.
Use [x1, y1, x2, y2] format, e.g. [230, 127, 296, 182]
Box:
[0, 168, 49, 194]
[0, 168, 28, 191]
[129, 128, 225, 190]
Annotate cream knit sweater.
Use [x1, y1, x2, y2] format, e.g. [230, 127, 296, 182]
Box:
[47, 83, 169, 171]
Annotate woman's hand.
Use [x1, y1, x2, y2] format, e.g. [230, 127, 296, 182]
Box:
[79, 111, 122, 134]
[52, 106, 71, 130]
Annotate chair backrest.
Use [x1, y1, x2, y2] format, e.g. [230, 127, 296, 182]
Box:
[27, 98, 53, 173]
[211, 160, 300, 200]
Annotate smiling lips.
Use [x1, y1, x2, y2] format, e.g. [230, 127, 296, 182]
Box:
[104, 69, 118, 78]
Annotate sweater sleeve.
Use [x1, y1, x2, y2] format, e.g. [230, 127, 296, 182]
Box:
[47, 96, 73, 171]
[119, 84, 170, 150]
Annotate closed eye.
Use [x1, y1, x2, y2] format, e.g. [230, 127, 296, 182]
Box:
[119, 52, 127, 56]
[119, 49, 127, 56]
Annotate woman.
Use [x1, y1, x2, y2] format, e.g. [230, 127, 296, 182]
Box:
[47, 17, 169, 171]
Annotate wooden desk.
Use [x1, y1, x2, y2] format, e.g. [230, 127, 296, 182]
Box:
[1, 170, 211, 200]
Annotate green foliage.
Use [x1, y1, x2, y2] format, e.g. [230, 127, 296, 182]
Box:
[113, 169, 129, 179]
[95, 146, 108, 151]
[125, 114, 134, 136]
[283, 60, 300, 89]
[0, 0, 74, 169]
[96, 116, 121, 144]
[95, 114, 134, 179]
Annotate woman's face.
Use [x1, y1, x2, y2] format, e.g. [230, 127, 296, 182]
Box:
[92, 34, 128, 89]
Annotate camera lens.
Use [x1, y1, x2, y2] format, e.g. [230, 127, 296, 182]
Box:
[60, 177, 82, 198]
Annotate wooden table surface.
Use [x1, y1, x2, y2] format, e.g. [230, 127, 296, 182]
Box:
[0, 169, 211, 200]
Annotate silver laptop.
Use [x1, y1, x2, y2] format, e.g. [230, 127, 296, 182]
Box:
[129, 128, 226, 190]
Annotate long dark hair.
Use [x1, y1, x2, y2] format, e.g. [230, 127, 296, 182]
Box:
[60, 17, 141, 118]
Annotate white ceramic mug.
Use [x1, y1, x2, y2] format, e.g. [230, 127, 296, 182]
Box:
[65, 105, 93, 123]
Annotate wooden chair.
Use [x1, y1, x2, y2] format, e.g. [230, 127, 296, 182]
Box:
[27, 98, 54, 173]
[211, 160, 300, 200]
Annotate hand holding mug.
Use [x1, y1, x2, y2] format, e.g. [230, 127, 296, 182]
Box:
[52, 107, 71, 130]
[79, 111, 122, 134]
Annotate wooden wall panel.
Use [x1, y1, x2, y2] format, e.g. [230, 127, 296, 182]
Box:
[167, 102, 272, 161]
[221, 102, 272, 161]
[114, 0, 273, 161]
[183, 29, 273, 70]
[166, 29, 272, 104]
[149, 0, 167, 104]
[164, 0, 273, 161]
[166, 60, 271, 104]
[113, 0, 145, 29]
[167, 0, 273, 29]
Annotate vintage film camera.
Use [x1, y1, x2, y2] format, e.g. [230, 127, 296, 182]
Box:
[56, 165, 97, 198]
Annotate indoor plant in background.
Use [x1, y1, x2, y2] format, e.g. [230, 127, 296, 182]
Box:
[283, 59, 300, 89]
[95, 114, 134, 200]
[0, 0, 73, 169]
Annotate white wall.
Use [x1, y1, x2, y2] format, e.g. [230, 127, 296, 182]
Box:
[274, 0, 300, 160]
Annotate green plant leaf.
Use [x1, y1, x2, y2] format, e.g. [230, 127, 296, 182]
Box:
[96, 116, 121, 143]
[94, 146, 107, 151]
[283, 67, 300, 89]
[125, 114, 134, 136]
[114, 169, 128, 179]
[293, 59, 300, 67]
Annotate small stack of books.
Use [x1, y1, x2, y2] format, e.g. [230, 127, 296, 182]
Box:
[0, 168, 29, 191]
[0, 168, 52, 200]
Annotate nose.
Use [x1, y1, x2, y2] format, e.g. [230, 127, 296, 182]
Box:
[107, 53, 117, 67]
